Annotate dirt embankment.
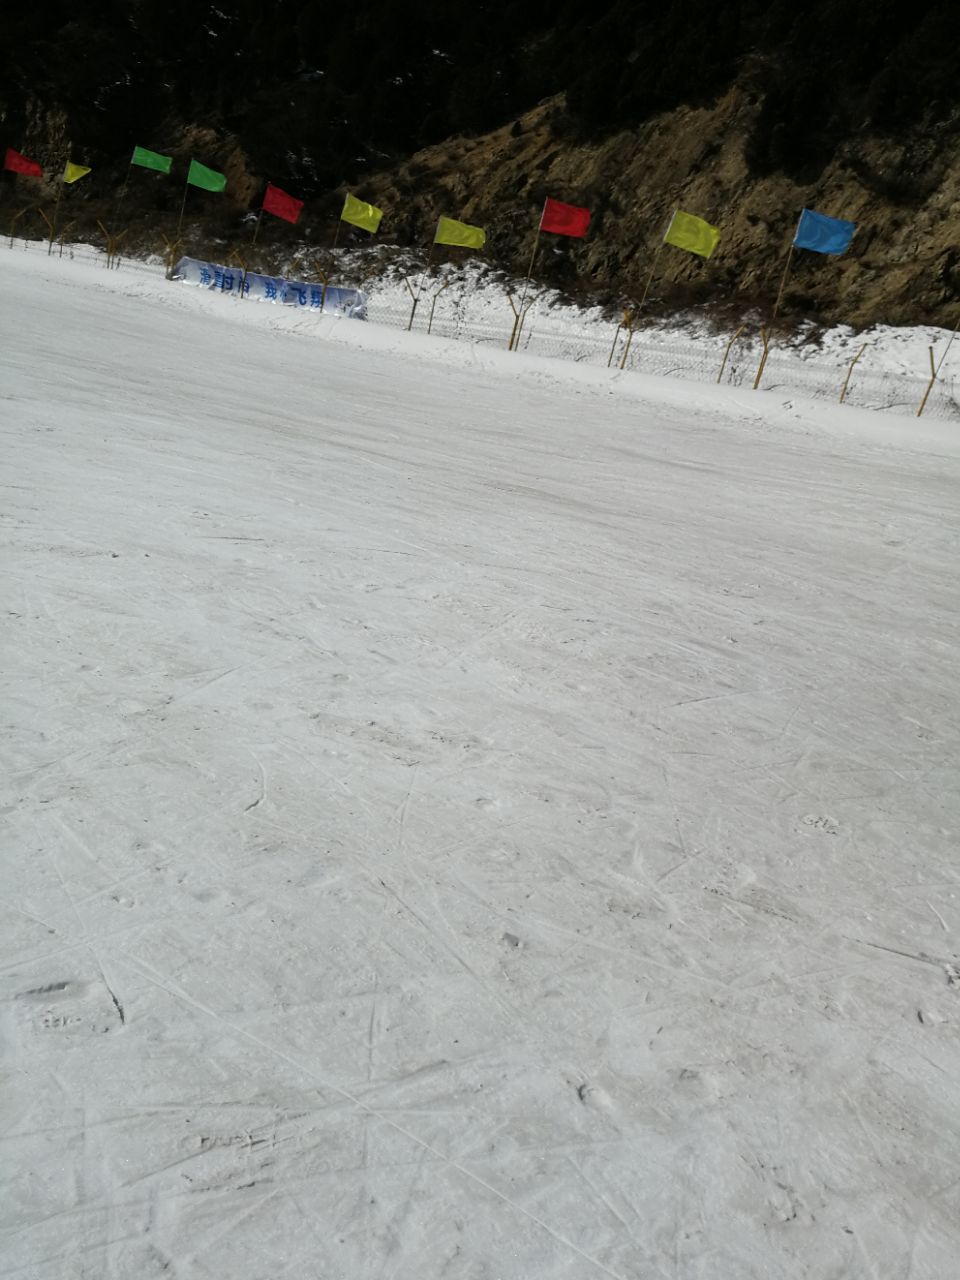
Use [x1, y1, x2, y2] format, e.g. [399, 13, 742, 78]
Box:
[17, 88, 960, 329]
[353, 91, 960, 328]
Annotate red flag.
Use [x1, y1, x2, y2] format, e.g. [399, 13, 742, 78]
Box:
[262, 182, 303, 225]
[4, 148, 43, 178]
[540, 197, 590, 238]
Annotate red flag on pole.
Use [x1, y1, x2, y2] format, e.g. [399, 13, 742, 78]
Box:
[262, 182, 303, 225]
[540, 197, 590, 238]
[4, 148, 43, 178]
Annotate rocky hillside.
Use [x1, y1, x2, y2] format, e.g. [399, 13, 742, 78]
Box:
[356, 93, 960, 329]
[3, 2, 958, 328]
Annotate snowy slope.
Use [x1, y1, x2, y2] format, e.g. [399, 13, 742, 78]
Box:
[2, 249, 960, 1280]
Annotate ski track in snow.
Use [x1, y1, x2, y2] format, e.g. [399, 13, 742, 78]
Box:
[2, 248, 960, 1279]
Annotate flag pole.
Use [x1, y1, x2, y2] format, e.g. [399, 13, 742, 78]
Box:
[332, 218, 342, 252]
[48, 177, 64, 256]
[408, 234, 437, 330]
[934, 312, 960, 377]
[773, 216, 801, 319]
[773, 244, 795, 318]
[251, 206, 264, 248]
[637, 239, 665, 311]
[514, 207, 543, 338]
[619, 219, 669, 370]
[113, 168, 130, 226]
[176, 171, 190, 239]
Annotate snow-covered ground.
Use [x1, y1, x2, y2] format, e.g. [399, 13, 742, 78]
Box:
[3, 247, 960, 1280]
[23, 235, 960, 417]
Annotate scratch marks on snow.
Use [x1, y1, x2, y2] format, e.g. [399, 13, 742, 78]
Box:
[847, 935, 960, 985]
[244, 749, 267, 813]
[121, 952, 634, 1280]
[36, 822, 127, 1033]
[372, 870, 523, 1022]
[926, 901, 950, 933]
[393, 763, 419, 855]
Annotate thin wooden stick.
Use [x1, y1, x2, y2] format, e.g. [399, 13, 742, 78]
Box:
[427, 279, 451, 335]
[407, 242, 436, 330]
[773, 243, 794, 319]
[934, 313, 960, 377]
[620, 236, 666, 370]
[47, 181, 64, 255]
[716, 325, 746, 385]
[511, 220, 542, 350]
[838, 343, 867, 404]
[916, 347, 938, 418]
[753, 328, 771, 390]
[176, 176, 189, 239]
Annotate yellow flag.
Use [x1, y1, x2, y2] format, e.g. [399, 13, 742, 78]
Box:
[663, 210, 720, 259]
[434, 215, 486, 250]
[63, 161, 91, 184]
[341, 193, 383, 233]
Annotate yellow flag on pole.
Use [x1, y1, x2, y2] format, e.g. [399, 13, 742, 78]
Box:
[663, 210, 720, 259]
[341, 193, 383, 233]
[434, 215, 486, 250]
[63, 161, 91, 184]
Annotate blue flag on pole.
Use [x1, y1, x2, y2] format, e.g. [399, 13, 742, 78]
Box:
[793, 208, 856, 255]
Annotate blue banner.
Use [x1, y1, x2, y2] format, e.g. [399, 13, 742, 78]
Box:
[172, 257, 367, 318]
[793, 208, 856, 256]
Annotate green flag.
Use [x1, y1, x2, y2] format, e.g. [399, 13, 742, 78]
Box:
[131, 146, 172, 175]
[187, 159, 227, 193]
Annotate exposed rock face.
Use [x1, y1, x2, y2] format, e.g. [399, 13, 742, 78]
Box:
[354, 93, 960, 328]
[13, 85, 959, 329]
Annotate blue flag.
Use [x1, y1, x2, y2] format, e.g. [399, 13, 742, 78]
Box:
[794, 208, 856, 255]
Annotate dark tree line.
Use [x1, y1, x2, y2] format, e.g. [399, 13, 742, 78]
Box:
[1, 1, 956, 192]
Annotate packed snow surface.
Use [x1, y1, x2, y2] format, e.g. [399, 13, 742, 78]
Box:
[3, 249, 960, 1280]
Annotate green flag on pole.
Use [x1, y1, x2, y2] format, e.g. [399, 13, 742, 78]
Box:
[187, 159, 227, 193]
[131, 146, 172, 174]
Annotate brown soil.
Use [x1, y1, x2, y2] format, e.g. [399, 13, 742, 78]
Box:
[353, 91, 960, 329]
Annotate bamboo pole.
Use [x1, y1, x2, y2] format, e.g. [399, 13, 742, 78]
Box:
[619, 235, 667, 370]
[227, 249, 248, 298]
[916, 347, 938, 418]
[934, 313, 960, 377]
[7, 206, 31, 249]
[511, 218, 542, 351]
[427, 279, 451, 335]
[716, 325, 746, 385]
[160, 233, 183, 279]
[772, 242, 795, 319]
[506, 293, 520, 349]
[96, 221, 127, 269]
[97, 219, 113, 267]
[47, 180, 64, 255]
[113, 170, 129, 226]
[313, 261, 330, 313]
[607, 309, 633, 368]
[608, 322, 624, 368]
[175, 175, 190, 239]
[513, 292, 538, 351]
[404, 276, 418, 329]
[37, 207, 55, 253]
[838, 343, 867, 404]
[407, 241, 436, 330]
[57, 221, 75, 258]
[753, 328, 771, 390]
